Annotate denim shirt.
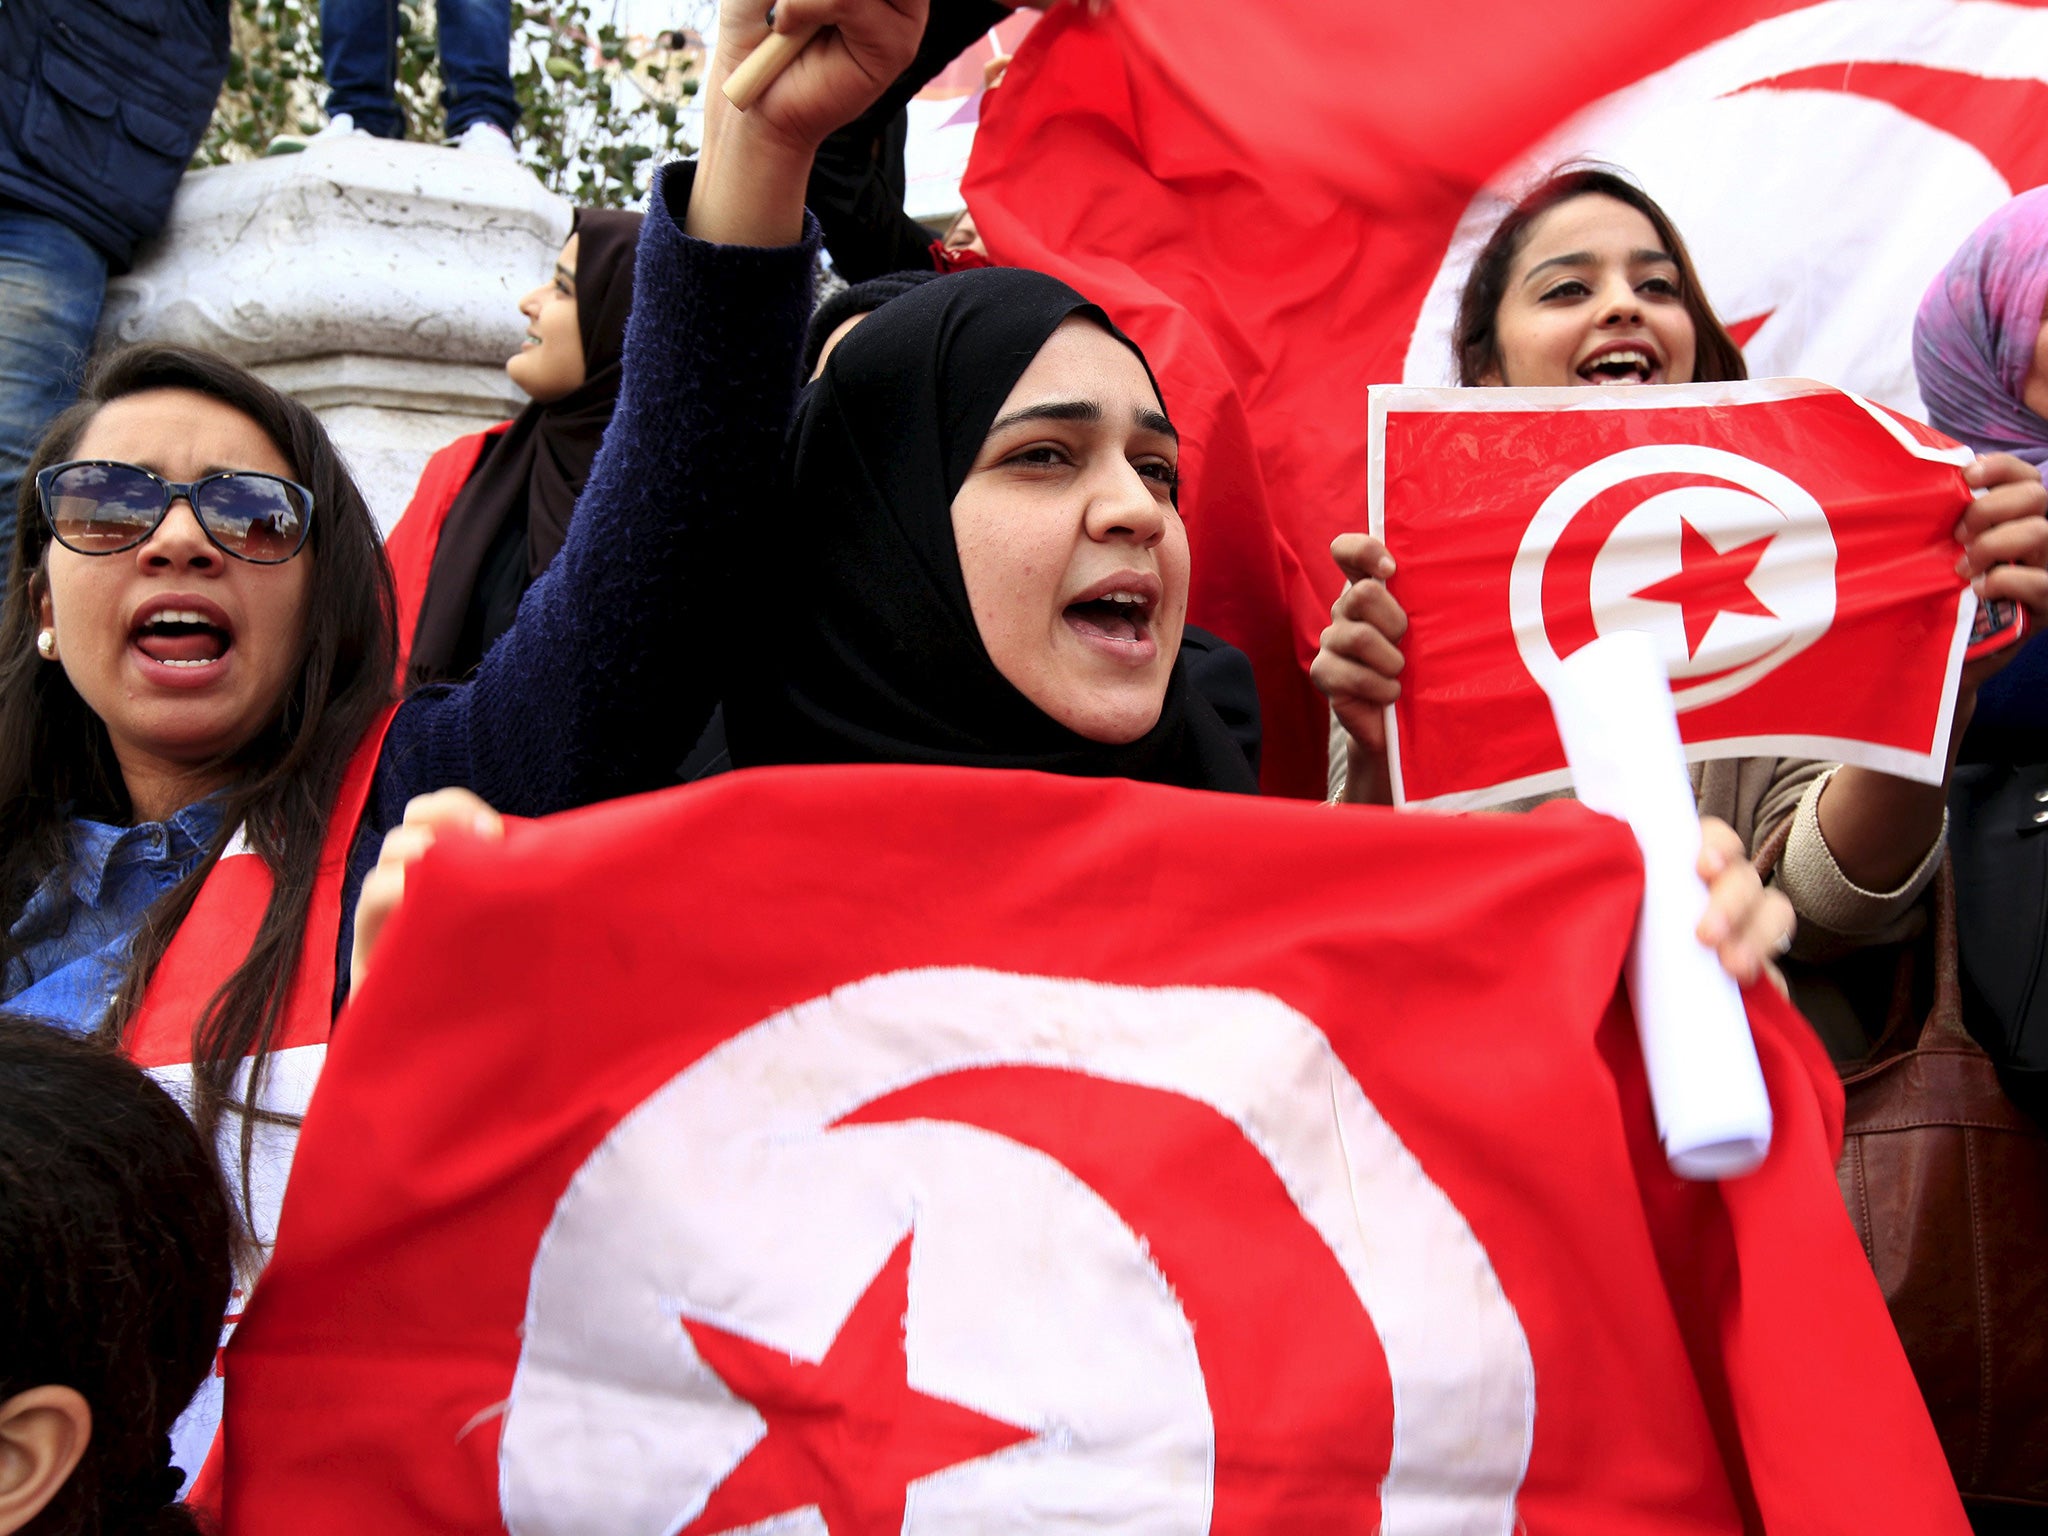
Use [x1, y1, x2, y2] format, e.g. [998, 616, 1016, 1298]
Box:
[3, 800, 226, 1035]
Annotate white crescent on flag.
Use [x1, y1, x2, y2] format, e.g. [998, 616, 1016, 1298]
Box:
[499, 968, 1537, 1536]
[1509, 441, 1839, 708]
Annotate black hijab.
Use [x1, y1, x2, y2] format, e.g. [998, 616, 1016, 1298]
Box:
[722, 266, 1258, 794]
[409, 207, 643, 682]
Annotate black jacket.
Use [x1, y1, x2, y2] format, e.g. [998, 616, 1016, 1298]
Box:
[0, 0, 230, 270]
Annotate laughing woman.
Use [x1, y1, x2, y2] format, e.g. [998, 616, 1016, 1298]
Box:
[0, 0, 938, 1260]
[1313, 168, 2048, 1022]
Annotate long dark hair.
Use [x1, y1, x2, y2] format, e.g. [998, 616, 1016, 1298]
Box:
[1453, 166, 1747, 388]
[0, 346, 396, 1229]
[0, 1015, 233, 1535]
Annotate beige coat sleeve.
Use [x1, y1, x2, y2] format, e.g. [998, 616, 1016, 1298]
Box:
[1329, 708, 1940, 954]
[1692, 758, 1943, 959]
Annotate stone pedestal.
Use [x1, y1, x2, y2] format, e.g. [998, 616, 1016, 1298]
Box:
[98, 137, 572, 531]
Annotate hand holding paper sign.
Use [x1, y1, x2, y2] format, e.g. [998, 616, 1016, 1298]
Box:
[1312, 532, 1404, 805]
[1955, 452, 2048, 664]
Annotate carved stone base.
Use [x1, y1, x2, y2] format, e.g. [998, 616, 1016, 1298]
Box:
[99, 135, 571, 530]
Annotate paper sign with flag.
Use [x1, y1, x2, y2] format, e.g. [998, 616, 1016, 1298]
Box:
[1369, 379, 1978, 809]
[221, 766, 1965, 1535]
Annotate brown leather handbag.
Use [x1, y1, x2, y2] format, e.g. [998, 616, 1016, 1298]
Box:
[1826, 857, 2048, 1527]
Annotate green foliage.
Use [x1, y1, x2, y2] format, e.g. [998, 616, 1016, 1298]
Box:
[198, 0, 704, 209]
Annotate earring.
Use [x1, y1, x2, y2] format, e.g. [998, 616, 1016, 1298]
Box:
[35, 629, 54, 659]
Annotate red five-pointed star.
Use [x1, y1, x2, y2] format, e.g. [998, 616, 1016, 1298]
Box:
[1630, 517, 1778, 660]
[678, 1234, 1035, 1536]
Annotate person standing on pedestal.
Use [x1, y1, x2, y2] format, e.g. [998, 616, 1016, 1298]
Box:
[316, 0, 522, 156]
[0, 0, 230, 554]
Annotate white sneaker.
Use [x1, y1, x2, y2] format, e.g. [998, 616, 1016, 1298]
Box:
[450, 121, 517, 159]
[268, 112, 367, 155]
[310, 112, 370, 143]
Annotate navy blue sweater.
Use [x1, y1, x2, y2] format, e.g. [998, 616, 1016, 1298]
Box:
[336, 169, 820, 996]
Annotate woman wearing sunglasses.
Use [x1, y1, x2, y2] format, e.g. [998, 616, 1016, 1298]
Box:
[3, 350, 386, 1079]
[0, 0, 929, 1292]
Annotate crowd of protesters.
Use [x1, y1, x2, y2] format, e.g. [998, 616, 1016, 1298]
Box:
[2, 0, 2048, 1530]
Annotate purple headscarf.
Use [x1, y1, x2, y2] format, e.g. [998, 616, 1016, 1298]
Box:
[1913, 187, 2048, 465]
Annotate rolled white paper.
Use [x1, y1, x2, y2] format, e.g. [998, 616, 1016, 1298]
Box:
[1547, 631, 1772, 1180]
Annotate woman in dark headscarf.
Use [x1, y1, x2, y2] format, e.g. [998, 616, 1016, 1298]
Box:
[673, 264, 1262, 786]
[386, 207, 644, 683]
[723, 265, 1255, 793]
[348, 8, 1261, 972]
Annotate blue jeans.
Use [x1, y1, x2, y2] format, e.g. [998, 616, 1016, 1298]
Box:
[320, 0, 519, 140]
[0, 207, 107, 556]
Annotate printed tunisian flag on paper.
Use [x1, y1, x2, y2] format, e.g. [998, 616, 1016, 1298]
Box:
[1372, 380, 1979, 809]
[222, 766, 1964, 1535]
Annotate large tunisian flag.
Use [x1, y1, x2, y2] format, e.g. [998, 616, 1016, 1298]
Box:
[222, 767, 1964, 1535]
[1373, 380, 1980, 808]
[965, 0, 2048, 796]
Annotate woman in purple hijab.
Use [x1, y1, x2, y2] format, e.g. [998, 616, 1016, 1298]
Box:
[1915, 188, 2048, 757]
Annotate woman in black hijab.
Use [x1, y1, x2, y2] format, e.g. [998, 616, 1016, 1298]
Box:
[403, 207, 644, 683]
[723, 264, 1256, 794]
[348, 17, 1260, 971]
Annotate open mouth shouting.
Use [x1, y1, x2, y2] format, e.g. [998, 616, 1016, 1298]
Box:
[129, 595, 234, 681]
[1063, 573, 1161, 664]
[1575, 339, 1665, 386]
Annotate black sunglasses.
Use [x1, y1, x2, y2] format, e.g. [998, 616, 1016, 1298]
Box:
[35, 459, 314, 564]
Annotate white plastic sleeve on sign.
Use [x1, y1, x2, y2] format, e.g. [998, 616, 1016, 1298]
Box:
[1547, 631, 1772, 1180]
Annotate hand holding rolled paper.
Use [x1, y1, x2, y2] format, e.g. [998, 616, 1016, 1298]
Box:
[712, 0, 925, 137]
[1548, 631, 1775, 1181]
[722, 23, 821, 110]
[691, 0, 925, 246]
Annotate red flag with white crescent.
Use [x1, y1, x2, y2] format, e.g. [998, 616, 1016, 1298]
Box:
[222, 767, 1963, 1534]
[1371, 380, 1979, 808]
[965, 0, 2048, 795]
